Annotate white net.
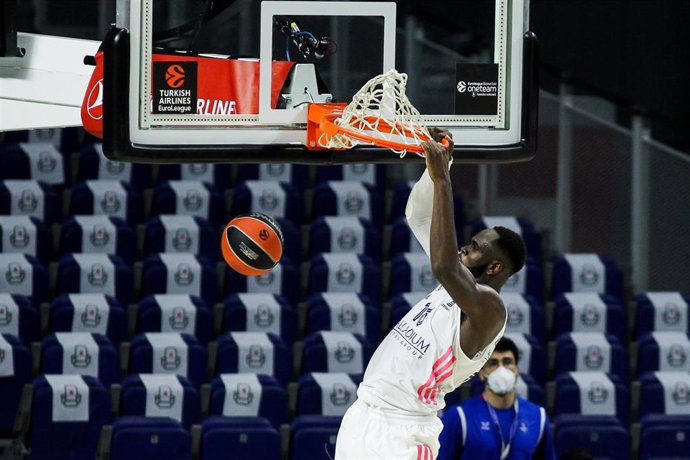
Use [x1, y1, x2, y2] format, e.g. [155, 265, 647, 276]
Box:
[320, 69, 432, 157]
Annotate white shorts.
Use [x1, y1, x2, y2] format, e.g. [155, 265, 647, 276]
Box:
[335, 399, 442, 460]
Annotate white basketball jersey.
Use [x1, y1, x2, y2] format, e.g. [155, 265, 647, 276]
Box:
[358, 284, 506, 415]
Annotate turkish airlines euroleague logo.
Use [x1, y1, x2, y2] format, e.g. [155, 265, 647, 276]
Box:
[153, 61, 197, 114]
[86, 79, 104, 120]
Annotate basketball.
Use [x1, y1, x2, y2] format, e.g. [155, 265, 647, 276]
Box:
[221, 212, 284, 276]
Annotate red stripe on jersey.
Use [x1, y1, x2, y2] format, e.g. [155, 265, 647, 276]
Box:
[417, 346, 456, 404]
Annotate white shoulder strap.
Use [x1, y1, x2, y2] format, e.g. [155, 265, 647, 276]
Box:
[456, 406, 468, 445]
[537, 406, 546, 444]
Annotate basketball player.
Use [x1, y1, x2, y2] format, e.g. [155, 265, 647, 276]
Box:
[334, 129, 527, 460]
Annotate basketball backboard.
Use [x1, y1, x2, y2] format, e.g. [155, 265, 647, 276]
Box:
[100, 0, 537, 164]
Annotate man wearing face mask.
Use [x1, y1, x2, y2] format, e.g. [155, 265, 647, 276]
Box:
[438, 337, 556, 460]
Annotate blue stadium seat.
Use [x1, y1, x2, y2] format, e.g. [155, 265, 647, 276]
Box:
[553, 293, 628, 344]
[0, 180, 61, 224]
[635, 292, 690, 338]
[60, 216, 135, 264]
[637, 332, 690, 375]
[304, 292, 380, 343]
[0, 293, 39, 343]
[389, 252, 438, 296]
[501, 293, 546, 342]
[315, 164, 387, 191]
[231, 180, 304, 224]
[639, 414, 690, 460]
[503, 333, 548, 385]
[222, 294, 297, 346]
[78, 143, 152, 190]
[0, 254, 49, 303]
[0, 216, 52, 263]
[143, 215, 216, 262]
[151, 180, 225, 226]
[301, 331, 374, 375]
[469, 216, 542, 264]
[213, 332, 292, 387]
[290, 415, 341, 460]
[389, 180, 464, 225]
[199, 415, 281, 460]
[389, 217, 426, 256]
[273, 217, 301, 266]
[236, 163, 309, 190]
[70, 180, 143, 224]
[136, 294, 213, 345]
[119, 374, 200, 428]
[40, 332, 119, 387]
[554, 332, 628, 383]
[296, 373, 362, 416]
[208, 374, 288, 428]
[551, 253, 624, 303]
[553, 415, 630, 460]
[226, 260, 301, 306]
[467, 373, 546, 407]
[308, 253, 380, 302]
[553, 372, 629, 424]
[49, 293, 127, 345]
[0, 142, 68, 189]
[141, 253, 218, 305]
[5, 128, 79, 156]
[128, 333, 207, 388]
[501, 256, 544, 304]
[56, 253, 134, 304]
[157, 163, 233, 190]
[639, 371, 690, 418]
[311, 181, 384, 226]
[28, 374, 110, 460]
[106, 416, 192, 460]
[0, 334, 31, 434]
[309, 216, 382, 262]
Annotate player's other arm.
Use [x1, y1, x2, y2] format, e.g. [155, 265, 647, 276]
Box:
[423, 139, 504, 329]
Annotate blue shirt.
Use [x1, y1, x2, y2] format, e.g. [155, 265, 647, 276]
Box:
[438, 395, 557, 460]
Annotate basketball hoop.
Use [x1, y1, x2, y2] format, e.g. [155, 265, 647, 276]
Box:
[307, 70, 448, 157]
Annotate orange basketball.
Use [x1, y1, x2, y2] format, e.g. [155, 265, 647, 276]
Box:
[221, 212, 283, 276]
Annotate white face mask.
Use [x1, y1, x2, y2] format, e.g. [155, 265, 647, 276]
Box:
[486, 366, 517, 395]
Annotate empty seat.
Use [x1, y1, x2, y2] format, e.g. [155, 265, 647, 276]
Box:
[151, 180, 225, 225]
[290, 415, 341, 460]
[553, 415, 630, 460]
[56, 254, 134, 304]
[639, 371, 690, 417]
[102, 416, 192, 460]
[222, 293, 296, 346]
[28, 374, 110, 460]
[49, 294, 127, 345]
[60, 216, 136, 264]
[469, 216, 542, 264]
[128, 333, 207, 387]
[389, 252, 438, 296]
[40, 332, 119, 387]
[231, 180, 304, 224]
[70, 180, 143, 224]
[553, 372, 629, 424]
[311, 181, 384, 226]
[136, 294, 213, 345]
[0, 142, 67, 188]
[305, 292, 380, 343]
[315, 164, 387, 191]
[554, 332, 628, 382]
[500, 256, 544, 304]
[308, 253, 380, 302]
[296, 373, 361, 416]
[78, 143, 151, 190]
[639, 414, 690, 460]
[389, 217, 426, 256]
[5, 128, 79, 156]
[236, 163, 309, 190]
[143, 215, 216, 261]
[213, 332, 292, 387]
[208, 373, 288, 428]
[0, 334, 31, 434]
[309, 216, 382, 262]
[301, 331, 374, 375]
[119, 374, 200, 428]
[551, 253, 624, 303]
[503, 332, 548, 385]
[0, 293, 39, 343]
[0, 254, 49, 304]
[199, 415, 281, 460]
[0, 179, 61, 224]
[0, 216, 52, 262]
[637, 332, 690, 375]
[635, 291, 690, 338]
[141, 253, 218, 305]
[157, 163, 232, 190]
[226, 260, 301, 306]
[501, 293, 546, 342]
[554, 293, 628, 344]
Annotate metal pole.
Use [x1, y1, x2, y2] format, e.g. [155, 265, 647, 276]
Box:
[631, 113, 651, 292]
[555, 82, 573, 252]
[478, 164, 490, 215]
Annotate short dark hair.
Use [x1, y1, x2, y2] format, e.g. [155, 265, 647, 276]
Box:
[494, 337, 520, 365]
[492, 226, 527, 274]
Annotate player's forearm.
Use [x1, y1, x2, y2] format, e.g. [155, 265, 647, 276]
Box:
[430, 176, 463, 279]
